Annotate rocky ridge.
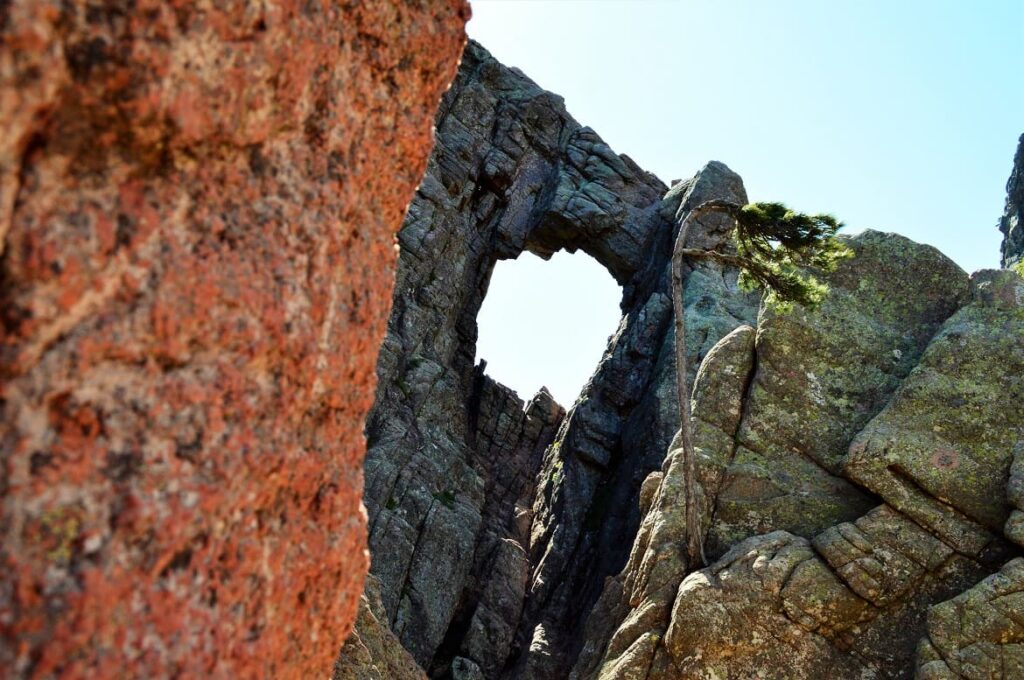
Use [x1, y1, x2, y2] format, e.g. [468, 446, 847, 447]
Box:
[356, 40, 759, 679]
[577, 267, 1023, 680]
[1000, 134, 1024, 269]
[351, 40, 1024, 680]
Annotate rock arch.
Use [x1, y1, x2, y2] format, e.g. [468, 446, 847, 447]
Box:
[361, 41, 759, 678]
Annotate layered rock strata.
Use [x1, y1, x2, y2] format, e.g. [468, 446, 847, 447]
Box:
[0, 2, 468, 677]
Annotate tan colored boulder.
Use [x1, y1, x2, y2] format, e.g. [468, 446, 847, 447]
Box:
[917, 558, 1024, 679]
[845, 270, 1024, 556]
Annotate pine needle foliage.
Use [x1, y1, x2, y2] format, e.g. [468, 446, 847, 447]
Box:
[677, 200, 852, 309]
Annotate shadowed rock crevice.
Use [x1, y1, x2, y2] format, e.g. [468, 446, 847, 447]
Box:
[508, 160, 760, 680]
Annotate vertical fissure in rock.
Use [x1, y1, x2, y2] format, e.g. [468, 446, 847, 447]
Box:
[359, 38, 729, 678]
[701, 329, 761, 559]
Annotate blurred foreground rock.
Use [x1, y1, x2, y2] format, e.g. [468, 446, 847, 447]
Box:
[0, 1, 468, 677]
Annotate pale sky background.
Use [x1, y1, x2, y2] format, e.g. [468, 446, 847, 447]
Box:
[470, 0, 1024, 406]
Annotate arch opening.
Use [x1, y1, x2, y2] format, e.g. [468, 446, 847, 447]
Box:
[475, 250, 622, 407]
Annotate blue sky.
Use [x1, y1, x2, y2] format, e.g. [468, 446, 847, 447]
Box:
[469, 1, 1024, 405]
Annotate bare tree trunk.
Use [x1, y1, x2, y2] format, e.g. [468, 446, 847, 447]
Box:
[669, 199, 739, 569]
[670, 215, 702, 569]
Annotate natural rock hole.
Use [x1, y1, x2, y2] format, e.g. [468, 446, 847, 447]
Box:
[475, 250, 622, 406]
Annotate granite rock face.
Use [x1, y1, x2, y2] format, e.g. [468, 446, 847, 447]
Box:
[0, 2, 469, 677]
[333, 575, 427, 680]
[360, 41, 757, 679]
[916, 558, 1024, 679]
[570, 324, 758, 680]
[999, 134, 1024, 268]
[706, 231, 970, 555]
[357, 42, 1024, 680]
[845, 269, 1024, 556]
[655, 518, 989, 680]
[573, 258, 1023, 679]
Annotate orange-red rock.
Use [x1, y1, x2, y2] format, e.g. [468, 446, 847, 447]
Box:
[0, 1, 468, 677]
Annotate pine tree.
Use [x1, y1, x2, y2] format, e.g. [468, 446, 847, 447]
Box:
[671, 200, 850, 567]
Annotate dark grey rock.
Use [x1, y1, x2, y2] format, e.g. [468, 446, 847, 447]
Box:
[999, 134, 1024, 268]
[362, 40, 755, 677]
[452, 657, 486, 680]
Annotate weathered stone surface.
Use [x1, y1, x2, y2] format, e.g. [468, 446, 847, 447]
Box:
[362, 40, 757, 678]
[844, 269, 1024, 556]
[3, 9, 1017, 679]
[1005, 442, 1024, 547]
[631, 509, 990, 680]
[570, 324, 757, 680]
[452, 656, 487, 680]
[333, 576, 427, 680]
[916, 558, 1024, 679]
[815, 505, 955, 608]
[0, 1, 469, 677]
[355, 42, 1021, 680]
[999, 134, 1024, 268]
[460, 538, 531, 677]
[807, 507, 995, 672]
[573, 236, 1016, 680]
[708, 231, 971, 554]
[664, 532, 874, 680]
[517, 162, 759, 680]
[362, 38, 660, 671]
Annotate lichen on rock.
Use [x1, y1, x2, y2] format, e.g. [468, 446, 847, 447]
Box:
[0, 1, 469, 677]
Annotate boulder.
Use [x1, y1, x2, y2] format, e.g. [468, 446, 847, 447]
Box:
[845, 270, 1024, 556]
[916, 558, 1024, 679]
[709, 231, 971, 554]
